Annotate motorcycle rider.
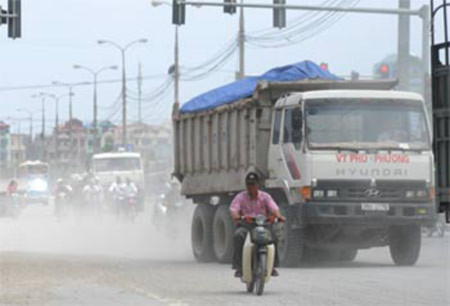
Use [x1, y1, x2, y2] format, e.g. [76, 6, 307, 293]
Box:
[123, 178, 138, 197]
[54, 178, 73, 211]
[229, 172, 286, 278]
[109, 176, 124, 213]
[83, 178, 104, 213]
[54, 178, 73, 195]
[6, 180, 18, 196]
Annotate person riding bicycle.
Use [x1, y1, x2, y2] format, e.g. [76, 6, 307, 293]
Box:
[229, 172, 286, 278]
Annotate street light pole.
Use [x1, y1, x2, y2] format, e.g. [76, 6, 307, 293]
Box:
[73, 64, 117, 154]
[98, 38, 148, 148]
[238, 0, 245, 80]
[17, 108, 33, 142]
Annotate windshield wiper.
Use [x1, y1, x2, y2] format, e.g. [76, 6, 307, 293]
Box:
[310, 145, 360, 153]
[368, 146, 424, 153]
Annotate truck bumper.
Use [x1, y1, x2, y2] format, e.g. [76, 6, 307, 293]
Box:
[295, 201, 436, 227]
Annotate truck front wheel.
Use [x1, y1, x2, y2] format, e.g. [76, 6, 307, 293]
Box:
[213, 205, 234, 263]
[389, 225, 421, 266]
[277, 213, 304, 267]
[191, 204, 216, 262]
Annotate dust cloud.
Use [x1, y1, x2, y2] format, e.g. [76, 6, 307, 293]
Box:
[0, 201, 194, 261]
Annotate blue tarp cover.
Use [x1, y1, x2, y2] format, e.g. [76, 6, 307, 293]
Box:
[180, 60, 341, 114]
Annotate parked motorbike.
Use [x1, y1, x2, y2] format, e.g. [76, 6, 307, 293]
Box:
[240, 215, 281, 296]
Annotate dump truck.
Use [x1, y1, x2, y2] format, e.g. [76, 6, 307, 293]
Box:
[431, 0, 450, 223]
[173, 62, 436, 267]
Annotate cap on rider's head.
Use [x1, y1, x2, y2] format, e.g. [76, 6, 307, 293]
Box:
[245, 172, 259, 185]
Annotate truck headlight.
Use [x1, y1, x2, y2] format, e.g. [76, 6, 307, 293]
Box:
[327, 190, 338, 198]
[416, 190, 427, 198]
[313, 190, 325, 198]
[406, 190, 415, 198]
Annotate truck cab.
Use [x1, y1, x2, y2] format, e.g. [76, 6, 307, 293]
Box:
[267, 90, 436, 265]
[92, 152, 145, 189]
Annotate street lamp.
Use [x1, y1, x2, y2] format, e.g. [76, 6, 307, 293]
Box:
[97, 38, 148, 147]
[43, 93, 72, 162]
[52, 81, 78, 160]
[16, 108, 33, 141]
[73, 64, 117, 154]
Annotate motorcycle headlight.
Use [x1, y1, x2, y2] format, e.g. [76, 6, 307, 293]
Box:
[255, 215, 266, 226]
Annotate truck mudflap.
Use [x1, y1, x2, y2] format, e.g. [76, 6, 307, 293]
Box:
[295, 202, 436, 226]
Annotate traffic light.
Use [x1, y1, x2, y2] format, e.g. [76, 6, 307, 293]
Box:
[273, 0, 286, 29]
[8, 0, 21, 39]
[172, 0, 186, 25]
[224, 0, 236, 15]
[320, 62, 329, 71]
[379, 63, 390, 79]
[0, 7, 7, 25]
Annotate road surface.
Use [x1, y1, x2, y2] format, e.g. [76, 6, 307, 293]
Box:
[0, 203, 449, 306]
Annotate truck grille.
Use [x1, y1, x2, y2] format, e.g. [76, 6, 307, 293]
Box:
[314, 179, 428, 202]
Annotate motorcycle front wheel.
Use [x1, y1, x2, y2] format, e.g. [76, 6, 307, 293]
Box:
[246, 282, 254, 293]
[255, 253, 267, 296]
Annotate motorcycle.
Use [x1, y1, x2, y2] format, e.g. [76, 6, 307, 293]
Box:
[122, 193, 138, 222]
[55, 192, 68, 219]
[240, 215, 280, 296]
[0, 193, 22, 219]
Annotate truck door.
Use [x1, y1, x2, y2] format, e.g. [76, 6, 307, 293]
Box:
[281, 107, 303, 182]
[268, 109, 283, 179]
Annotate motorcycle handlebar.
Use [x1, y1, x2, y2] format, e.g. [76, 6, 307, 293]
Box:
[236, 215, 284, 225]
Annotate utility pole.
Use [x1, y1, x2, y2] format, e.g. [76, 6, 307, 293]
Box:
[17, 121, 21, 164]
[174, 26, 180, 105]
[99, 39, 148, 147]
[138, 62, 143, 123]
[41, 97, 45, 140]
[121, 51, 127, 146]
[73, 64, 116, 154]
[54, 97, 59, 161]
[238, 0, 245, 80]
[397, 0, 411, 90]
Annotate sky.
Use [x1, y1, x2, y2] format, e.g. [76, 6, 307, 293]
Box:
[0, 0, 430, 134]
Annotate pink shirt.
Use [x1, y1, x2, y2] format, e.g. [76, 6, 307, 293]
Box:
[229, 190, 279, 217]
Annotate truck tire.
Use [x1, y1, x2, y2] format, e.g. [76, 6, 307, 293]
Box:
[389, 225, 421, 266]
[191, 204, 216, 262]
[213, 205, 234, 263]
[277, 213, 304, 267]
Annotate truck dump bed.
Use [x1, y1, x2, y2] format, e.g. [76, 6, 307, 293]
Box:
[173, 80, 397, 197]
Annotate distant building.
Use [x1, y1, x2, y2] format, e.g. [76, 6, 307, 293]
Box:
[9, 133, 28, 167]
[114, 122, 172, 171]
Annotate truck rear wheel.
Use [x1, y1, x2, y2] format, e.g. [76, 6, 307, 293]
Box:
[339, 249, 358, 262]
[191, 204, 216, 262]
[213, 205, 234, 263]
[277, 214, 304, 267]
[389, 225, 421, 266]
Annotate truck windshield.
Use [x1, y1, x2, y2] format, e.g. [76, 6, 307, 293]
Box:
[305, 99, 431, 151]
[94, 157, 141, 172]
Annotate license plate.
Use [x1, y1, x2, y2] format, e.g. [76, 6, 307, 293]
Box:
[361, 203, 390, 212]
